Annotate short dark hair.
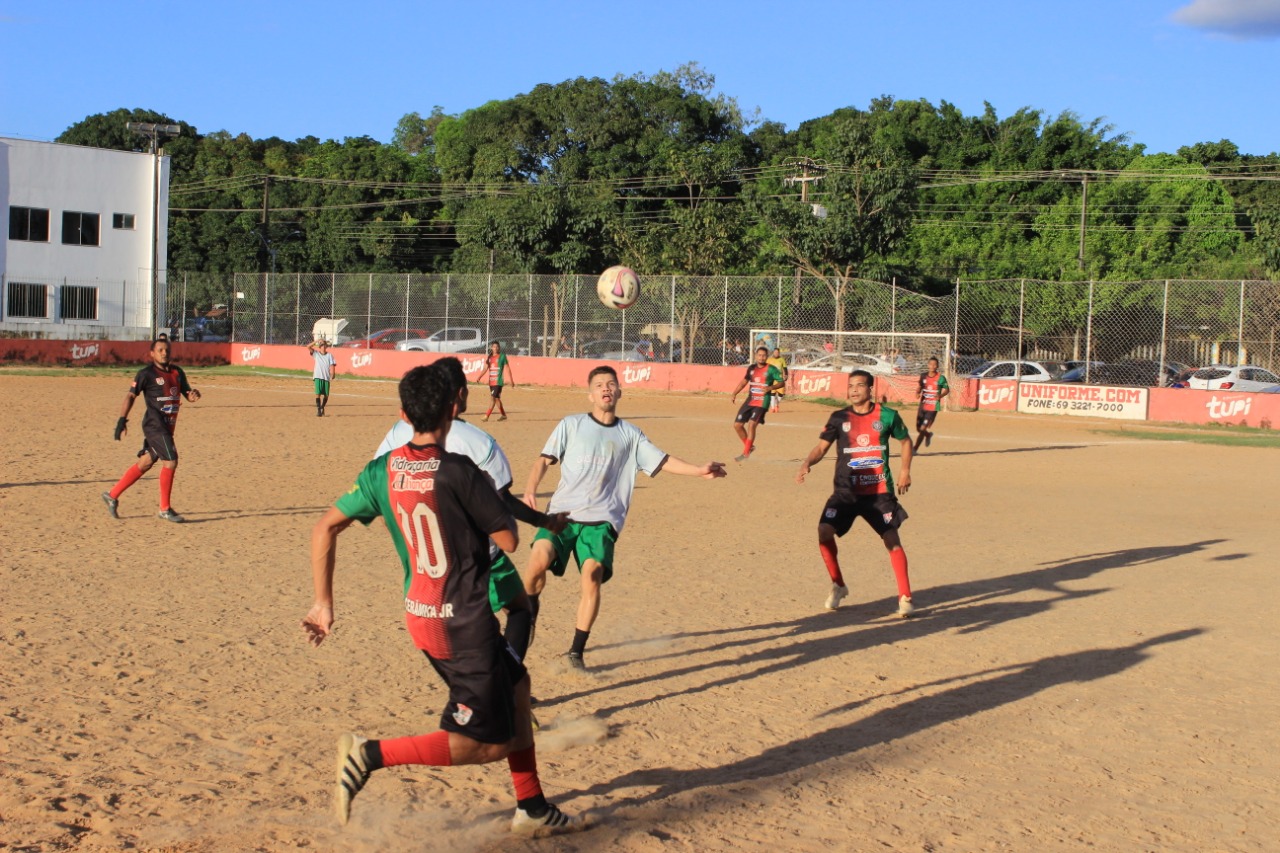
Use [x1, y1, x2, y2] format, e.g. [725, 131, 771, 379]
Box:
[587, 365, 618, 385]
[433, 357, 467, 398]
[849, 369, 874, 387]
[927, 356, 939, 366]
[756, 346, 768, 355]
[399, 365, 452, 433]
[152, 335, 169, 348]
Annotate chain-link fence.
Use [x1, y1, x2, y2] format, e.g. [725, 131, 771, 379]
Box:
[162, 272, 1280, 376]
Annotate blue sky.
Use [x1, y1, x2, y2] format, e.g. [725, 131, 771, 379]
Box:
[2, 0, 1278, 155]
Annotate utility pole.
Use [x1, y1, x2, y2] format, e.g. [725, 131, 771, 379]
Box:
[126, 122, 181, 338]
[1078, 173, 1089, 271]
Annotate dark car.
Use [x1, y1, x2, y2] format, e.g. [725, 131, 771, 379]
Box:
[343, 328, 430, 349]
[1089, 359, 1178, 387]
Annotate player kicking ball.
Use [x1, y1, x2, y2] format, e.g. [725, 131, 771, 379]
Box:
[796, 369, 917, 618]
[521, 366, 727, 671]
[302, 364, 584, 836]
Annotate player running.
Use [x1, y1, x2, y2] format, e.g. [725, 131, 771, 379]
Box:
[375, 357, 567, 661]
[101, 337, 201, 523]
[475, 341, 515, 421]
[766, 347, 789, 413]
[307, 339, 337, 416]
[730, 346, 785, 462]
[521, 366, 727, 671]
[302, 364, 583, 837]
[913, 357, 950, 451]
[796, 369, 917, 618]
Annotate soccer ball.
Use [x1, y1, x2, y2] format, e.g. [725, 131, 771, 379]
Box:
[596, 266, 640, 310]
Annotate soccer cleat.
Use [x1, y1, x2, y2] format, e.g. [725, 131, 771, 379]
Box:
[101, 492, 119, 519]
[897, 596, 916, 618]
[565, 651, 586, 671]
[335, 732, 373, 826]
[157, 508, 185, 523]
[824, 584, 848, 611]
[924, 432, 932, 448]
[511, 802, 585, 837]
[734, 449, 752, 462]
[498, 414, 508, 421]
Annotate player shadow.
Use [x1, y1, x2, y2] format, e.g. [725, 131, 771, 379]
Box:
[1, 478, 115, 489]
[571, 629, 1203, 815]
[913, 444, 1088, 457]
[173, 505, 331, 523]
[548, 539, 1225, 714]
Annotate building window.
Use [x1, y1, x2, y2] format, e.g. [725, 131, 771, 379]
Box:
[62, 211, 100, 246]
[112, 213, 135, 230]
[6, 282, 48, 318]
[60, 285, 99, 321]
[9, 206, 50, 242]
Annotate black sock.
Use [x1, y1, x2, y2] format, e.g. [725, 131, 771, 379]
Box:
[364, 739, 385, 770]
[505, 609, 532, 661]
[570, 628, 590, 656]
[517, 794, 549, 816]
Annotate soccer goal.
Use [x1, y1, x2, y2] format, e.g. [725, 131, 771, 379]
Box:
[750, 329, 952, 376]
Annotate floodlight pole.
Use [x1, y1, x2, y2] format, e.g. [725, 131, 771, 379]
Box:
[127, 122, 182, 338]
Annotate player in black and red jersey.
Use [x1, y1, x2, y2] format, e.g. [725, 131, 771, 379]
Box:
[913, 356, 951, 452]
[301, 363, 583, 837]
[730, 346, 785, 462]
[796, 369, 918, 617]
[102, 337, 201, 523]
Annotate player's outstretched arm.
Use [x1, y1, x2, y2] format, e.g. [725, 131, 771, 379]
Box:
[730, 377, 747, 403]
[662, 456, 728, 479]
[896, 438, 913, 494]
[522, 456, 553, 510]
[796, 439, 834, 484]
[303, 506, 355, 647]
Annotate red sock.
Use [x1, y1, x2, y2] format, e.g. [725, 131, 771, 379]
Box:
[889, 547, 911, 598]
[110, 464, 145, 499]
[819, 541, 844, 586]
[507, 744, 543, 801]
[744, 438, 753, 454]
[159, 467, 175, 511]
[378, 730, 453, 767]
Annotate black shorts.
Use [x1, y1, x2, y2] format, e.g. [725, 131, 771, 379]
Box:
[735, 403, 767, 425]
[819, 493, 909, 537]
[917, 409, 938, 430]
[424, 639, 526, 745]
[489, 385, 504, 399]
[138, 426, 178, 462]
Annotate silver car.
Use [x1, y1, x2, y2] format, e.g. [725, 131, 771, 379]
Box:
[1188, 364, 1280, 393]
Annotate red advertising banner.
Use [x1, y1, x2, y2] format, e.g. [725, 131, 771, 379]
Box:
[1149, 388, 1280, 428]
[0, 339, 229, 367]
[974, 379, 1018, 411]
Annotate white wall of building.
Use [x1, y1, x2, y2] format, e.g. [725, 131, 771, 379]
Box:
[0, 137, 169, 338]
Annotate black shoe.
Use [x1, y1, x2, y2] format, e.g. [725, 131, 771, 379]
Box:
[157, 508, 185, 523]
[565, 651, 586, 671]
[101, 492, 119, 519]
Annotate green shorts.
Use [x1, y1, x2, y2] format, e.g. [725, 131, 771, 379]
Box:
[488, 553, 524, 613]
[313, 379, 331, 396]
[533, 522, 616, 583]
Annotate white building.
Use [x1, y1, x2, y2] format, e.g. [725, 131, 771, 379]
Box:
[1, 136, 169, 339]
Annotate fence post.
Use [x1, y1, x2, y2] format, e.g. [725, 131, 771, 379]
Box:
[445, 274, 451, 331]
[1238, 280, 1246, 364]
[527, 274, 533, 355]
[367, 273, 373, 339]
[952, 278, 960, 376]
[671, 275, 677, 360]
[721, 276, 728, 363]
[776, 276, 782, 343]
[330, 273, 336, 319]
[484, 272, 492, 345]
[891, 276, 897, 339]
[294, 273, 301, 344]
[1017, 279, 1026, 383]
[1081, 280, 1093, 374]
[573, 274, 579, 351]
[404, 274, 410, 332]
[1159, 280, 1170, 378]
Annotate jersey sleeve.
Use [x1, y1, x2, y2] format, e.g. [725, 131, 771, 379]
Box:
[129, 366, 149, 395]
[633, 429, 668, 478]
[480, 440, 514, 492]
[450, 455, 514, 538]
[334, 458, 387, 526]
[540, 417, 570, 462]
[938, 375, 950, 390]
[176, 367, 192, 395]
[768, 366, 782, 385]
[818, 410, 843, 442]
[888, 409, 910, 441]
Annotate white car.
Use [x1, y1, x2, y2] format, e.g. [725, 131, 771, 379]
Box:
[793, 352, 896, 374]
[394, 327, 485, 353]
[968, 360, 1068, 382]
[1187, 364, 1280, 393]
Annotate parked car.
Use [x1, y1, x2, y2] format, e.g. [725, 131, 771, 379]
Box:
[568, 339, 650, 362]
[394, 327, 486, 354]
[953, 354, 988, 375]
[1088, 359, 1182, 387]
[1187, 364, 1280, 393]
[343, 328, 430, 349]
[793, 352, 897, 374]
[967, 360, 1068, 382]
[1058, 361, 1107, 383]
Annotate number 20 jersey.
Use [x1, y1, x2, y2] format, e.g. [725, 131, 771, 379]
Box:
[335, 442, 513, 659]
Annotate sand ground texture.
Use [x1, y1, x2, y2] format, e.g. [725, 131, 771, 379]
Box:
[0, 371, 1276, 852]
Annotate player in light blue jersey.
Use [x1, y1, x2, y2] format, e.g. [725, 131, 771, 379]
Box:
[377, 358, 567, 659]
[521, 365, 727, 670]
